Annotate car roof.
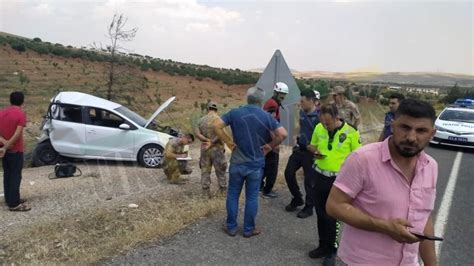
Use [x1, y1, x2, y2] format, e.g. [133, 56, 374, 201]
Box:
[52, 91, 122, 110]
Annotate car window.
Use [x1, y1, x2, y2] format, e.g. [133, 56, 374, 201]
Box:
[88, 108, 125, 128]
[115, 106, 146, 127]
[52, 104, 83, 123]
[439, 109, 474, 123]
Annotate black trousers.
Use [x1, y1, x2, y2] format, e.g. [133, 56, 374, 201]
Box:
[312, 168, 337, 251]
[2, 151, 24, 208]
[284, 149, 316, 207]
[261, 150, 279, 194]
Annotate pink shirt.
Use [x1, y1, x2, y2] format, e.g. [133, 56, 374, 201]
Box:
[334, 137, 437, 266]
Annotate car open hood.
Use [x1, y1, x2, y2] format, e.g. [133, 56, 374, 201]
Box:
[145, 96, 176, 128]
[437, 120, 474, 134]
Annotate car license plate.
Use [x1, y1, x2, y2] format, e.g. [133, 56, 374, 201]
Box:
[448, 136, 468, 142]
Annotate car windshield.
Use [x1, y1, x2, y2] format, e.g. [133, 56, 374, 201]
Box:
[439, 109, 474, 123]
[114, 106, 147, 127]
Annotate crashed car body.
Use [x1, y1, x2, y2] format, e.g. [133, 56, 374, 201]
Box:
[431, 105, 474, 148]
[32, 91, 181, 168]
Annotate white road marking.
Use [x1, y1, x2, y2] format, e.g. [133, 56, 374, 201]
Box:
[435, 151, 463, 258]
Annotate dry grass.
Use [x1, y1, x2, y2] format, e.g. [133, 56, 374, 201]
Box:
[3, 192, 225, 264]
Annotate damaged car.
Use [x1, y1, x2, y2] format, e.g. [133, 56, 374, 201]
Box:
[32, 91, 183, 168]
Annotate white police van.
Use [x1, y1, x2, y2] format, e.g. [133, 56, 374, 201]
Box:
[431, 98, 474, 148]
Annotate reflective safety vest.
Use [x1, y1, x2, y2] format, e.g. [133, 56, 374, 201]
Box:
[310, 121, 361, 172]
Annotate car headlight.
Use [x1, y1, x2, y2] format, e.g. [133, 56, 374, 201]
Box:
[435, 125, 447, 132]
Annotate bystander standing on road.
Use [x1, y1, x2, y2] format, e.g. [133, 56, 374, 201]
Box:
[214, 86, 287, 238]
[195, 101, 227, 197]
[0, 91, 31, 211]
[378, 92, 405, 141]
[306, 103, 361, 265]
[284, 89, 320, 219]
[327, 98, 438, 266]
[260, 82, 289, 198]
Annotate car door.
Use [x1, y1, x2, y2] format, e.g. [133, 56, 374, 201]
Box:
[49, 104, 86, 156]
[84, 107, 135, 160]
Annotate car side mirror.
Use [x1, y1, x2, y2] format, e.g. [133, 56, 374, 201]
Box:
[119, 123, 131, 130]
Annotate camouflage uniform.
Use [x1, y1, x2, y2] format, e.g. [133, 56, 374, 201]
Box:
[198, 112, 227, 190]
[163, 138, 186, 184]
[336, 99, 361, 127]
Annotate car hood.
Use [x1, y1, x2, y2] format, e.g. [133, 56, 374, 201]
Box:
[437, 120, 474, 134]
[145, 96, 176, 128]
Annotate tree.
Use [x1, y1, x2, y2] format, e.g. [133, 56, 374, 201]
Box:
[442, 83, 463, 103]
[104, 13, 138, 100]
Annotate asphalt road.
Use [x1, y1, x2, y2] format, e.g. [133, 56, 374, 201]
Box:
[107, 145, 474, 265]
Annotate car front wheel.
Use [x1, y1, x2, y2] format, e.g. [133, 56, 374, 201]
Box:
[138, 144, 164, 168]
[32, 141, 60, 166]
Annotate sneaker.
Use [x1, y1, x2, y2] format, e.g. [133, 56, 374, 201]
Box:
[297, 205, 313, 218]
[285, 197, 304, 212]
[308, 246, 331, 259]
[261, 191, 278, 198]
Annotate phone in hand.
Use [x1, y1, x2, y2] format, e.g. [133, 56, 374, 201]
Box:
[313, 152, 327, 159]
[410, 232, 444, 241]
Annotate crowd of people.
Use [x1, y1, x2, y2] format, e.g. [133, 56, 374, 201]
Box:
[180, 83, 438, 266]
[1, 84, 439, 265]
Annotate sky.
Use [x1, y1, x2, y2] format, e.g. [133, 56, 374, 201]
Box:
[0, 0, 473, 75]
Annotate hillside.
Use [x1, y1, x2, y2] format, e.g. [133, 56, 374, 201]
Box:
[294, 71, 474, 87]
[0, 41, 250, 156]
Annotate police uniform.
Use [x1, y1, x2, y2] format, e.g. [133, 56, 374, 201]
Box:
[198, 112, 227, 190]
[310, 121, 361, 256]
[163, 137, 186, 184]
[335, 99, 361, 128]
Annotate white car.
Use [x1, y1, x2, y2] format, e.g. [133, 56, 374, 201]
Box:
[32, 91, 179, 168]
[431, 106, 474, 148]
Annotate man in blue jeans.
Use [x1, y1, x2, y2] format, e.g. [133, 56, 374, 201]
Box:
[214, 86, 287, 237]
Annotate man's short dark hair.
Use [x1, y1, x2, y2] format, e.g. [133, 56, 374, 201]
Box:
[184, 133, 195, 142]
[395, 98, 436, 124]
[389, 93, 405, 102]
[10, 91, 24, 106]
[319, 104, 338, 118]
[300, 89, 316, 100]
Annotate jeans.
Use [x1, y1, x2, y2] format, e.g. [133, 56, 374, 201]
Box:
[312, 168, 337, 251]
[226, 163, 261, 235]
[261, 151, 279, 194]
[2, 151, 24, 208]
[284, 149, 316, 207]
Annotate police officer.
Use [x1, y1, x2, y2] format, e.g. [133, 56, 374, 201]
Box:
[284, 89, 320, 218]
[307, 104, 361, 265]
[195, 101, 228, 196]
[163, 133, 195, 184]
[331, 86, 361, 129]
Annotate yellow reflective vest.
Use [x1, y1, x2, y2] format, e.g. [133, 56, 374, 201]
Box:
[310, 122, 361, 172]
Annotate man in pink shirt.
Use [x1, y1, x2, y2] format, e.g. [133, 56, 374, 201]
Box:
[0, 91, 31, 211]
[326, 98, 438, 266]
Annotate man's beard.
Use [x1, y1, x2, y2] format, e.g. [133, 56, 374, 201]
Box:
[394, 140, 424, 158]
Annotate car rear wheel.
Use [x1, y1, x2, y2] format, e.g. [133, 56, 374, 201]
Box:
[138, 144, 164, 168]
[32, 141, 60, 166]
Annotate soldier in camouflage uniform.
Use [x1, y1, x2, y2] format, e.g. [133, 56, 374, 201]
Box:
[195, 102, 227, 194]
[331, 86, 361, 129]
[163, 133, 195, 184]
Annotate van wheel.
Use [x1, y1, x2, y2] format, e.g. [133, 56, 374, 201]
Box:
[32, 141, 60, 166]
[138, 144, 164, 168]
